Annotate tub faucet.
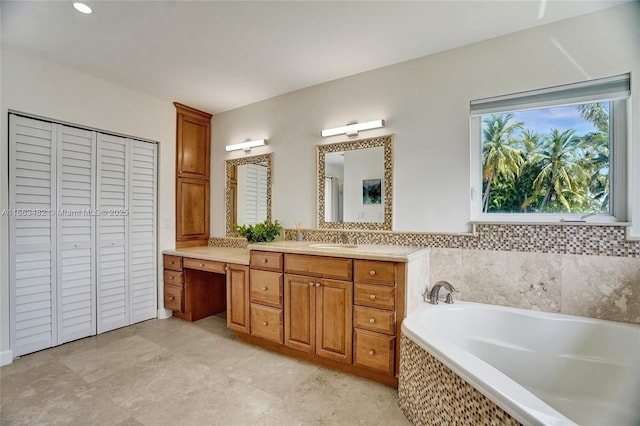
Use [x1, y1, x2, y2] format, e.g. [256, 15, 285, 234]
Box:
[424, 281, 459, 305]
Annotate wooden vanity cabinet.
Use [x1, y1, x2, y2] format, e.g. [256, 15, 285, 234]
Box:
[284, 254, 353, 364]
[226, 263, 250, 334]
[248, 251, 284, 344]
[352, 259, 400, 376]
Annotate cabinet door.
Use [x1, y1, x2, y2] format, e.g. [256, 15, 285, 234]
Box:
[176, 110, 210, 180]
[284, 274, 316, 353]
[316, 278, 353, 363]
[96, 133, 129, 333]
[176, 177, 210, 243]
[226, 263, 250, 334]
[56, 125, 97, 344]
[9, 115, 57, 356]
[128, 140, 157, 323]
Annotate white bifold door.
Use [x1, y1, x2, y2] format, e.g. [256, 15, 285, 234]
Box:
[9, 114, 157, 357]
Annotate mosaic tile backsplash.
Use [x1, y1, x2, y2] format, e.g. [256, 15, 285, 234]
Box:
[281, 224, 639, 257]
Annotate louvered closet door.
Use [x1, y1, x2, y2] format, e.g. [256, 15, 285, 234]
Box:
[9, 115, 57, 357]
[96, 134, 129, 333]
[56, 125, 96, 344]
[128, 140, 157, 323]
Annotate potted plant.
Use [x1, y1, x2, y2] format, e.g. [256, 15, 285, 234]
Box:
[234, 219, 283, 243]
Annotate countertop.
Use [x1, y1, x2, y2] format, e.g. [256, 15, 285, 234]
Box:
[163, 246, 251, 265]
[248, 240, 428, 262]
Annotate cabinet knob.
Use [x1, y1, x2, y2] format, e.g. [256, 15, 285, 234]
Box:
[262, 258, 268, 263]
[262, 287, 268, 291]
[177, 235, 182, 240]
[262, 321, 268, 326]
[369, 294, 376, 300]
[200, 263, 205, 267]
[369, 270, 376, 276]
[315, 283, 320, 288]
[369, 318, 376, 324]
[170, 261, 175, 265]
[169, 296, 175, 301]
[309, 282, 314, 287]
[111, 241, 116, 246]
[368, 350, 376, 356]
[74, 243, 79, 247]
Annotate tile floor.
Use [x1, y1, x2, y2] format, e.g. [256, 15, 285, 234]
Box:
[0, 313, 410, 425]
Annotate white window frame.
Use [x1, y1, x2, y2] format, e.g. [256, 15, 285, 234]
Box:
[470, 74, 630, 225]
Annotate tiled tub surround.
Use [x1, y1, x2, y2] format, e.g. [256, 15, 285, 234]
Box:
[399, 302, 640, 425]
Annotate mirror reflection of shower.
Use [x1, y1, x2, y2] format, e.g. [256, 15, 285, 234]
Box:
[324, 175, 343, 222]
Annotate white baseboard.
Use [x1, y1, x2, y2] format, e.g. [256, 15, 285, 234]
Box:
[0, 349, 13, 366]
[157, 308, 173, 319]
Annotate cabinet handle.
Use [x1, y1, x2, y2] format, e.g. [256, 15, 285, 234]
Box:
[368, 350, 376, 356]
[369, 270, 376, 276]
[369, 294, 376, 300]
[262, 321, 268, 326]
[309, 282, 314, 287]
[315, 283, 320, 288]
[262, 287, 268, 291]
[369, 318, 376, 324]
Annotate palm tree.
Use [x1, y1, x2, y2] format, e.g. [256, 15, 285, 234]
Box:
[522, 129, 589, 212]
[578, 102, 610, 211]
[481, 114, 524, 212]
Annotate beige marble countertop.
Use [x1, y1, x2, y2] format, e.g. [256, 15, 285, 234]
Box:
[163, 246, 251, 265]
[248, 240, 428, 262]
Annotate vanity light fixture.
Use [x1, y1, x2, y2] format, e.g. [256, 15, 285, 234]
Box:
[321, 119, 385, 138]
[73, 2, 92, 14]
[225, 139, 267, 152]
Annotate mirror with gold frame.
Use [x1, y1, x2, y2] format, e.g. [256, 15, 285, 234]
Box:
[225, 153, 273, 235]
[317, 135, 393, 230]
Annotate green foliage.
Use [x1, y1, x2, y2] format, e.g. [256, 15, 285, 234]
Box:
[482, 103, 610, 214]
[234, 219, 283, 243]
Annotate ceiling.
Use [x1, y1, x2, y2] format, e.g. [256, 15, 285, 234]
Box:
[0, 0, 628, 114]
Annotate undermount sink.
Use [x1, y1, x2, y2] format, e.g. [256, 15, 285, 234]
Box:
[309, 243, 358, 249]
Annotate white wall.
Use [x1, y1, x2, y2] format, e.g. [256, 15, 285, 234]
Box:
[210, 3, 640, 236]
[0, 45, 176, 363]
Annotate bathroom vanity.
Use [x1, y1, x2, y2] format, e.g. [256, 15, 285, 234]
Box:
[162, 241, 428, 386]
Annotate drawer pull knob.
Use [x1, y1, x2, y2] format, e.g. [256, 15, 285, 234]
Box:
[315, 283, 320, 288]
[262, 287, 268, 291]
[262, 259, 268, 263]
[262, 321, 268, 326]
[369, 350, 376, 356]
[169, 296, 175, 301]
[170, 261, 174, 265]
[369, 294, 376, 300]
[309, 282, 314, 287]
[369, 318, 376, 324]
[200, 263, 205, 267]
[369, 270, 376, 276]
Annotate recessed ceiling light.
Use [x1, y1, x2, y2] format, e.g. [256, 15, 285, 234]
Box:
[73, 2, 92, 14]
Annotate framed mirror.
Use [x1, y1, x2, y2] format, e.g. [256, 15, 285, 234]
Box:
[225, 153, 273, 236]
[317, 135, 393, 230]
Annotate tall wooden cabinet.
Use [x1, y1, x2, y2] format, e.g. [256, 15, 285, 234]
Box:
[9, 114, 158, 357]
[174, 103, 212, 248]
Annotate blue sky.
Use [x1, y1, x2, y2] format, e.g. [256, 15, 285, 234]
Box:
[508, 104, 605, 137]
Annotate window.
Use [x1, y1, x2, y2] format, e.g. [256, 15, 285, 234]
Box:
[470, 74, 630, 222]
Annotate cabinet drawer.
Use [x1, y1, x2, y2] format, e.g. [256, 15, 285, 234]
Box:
[250, 304, 283, 344]
[285, 254, 352, 281]
[354, 260, 395, 286]
[183, 257, 226, 274]
[354, 283, 395, 310]
[250, 269, 283, 308]
[163, 270, 184, 287]
[354, 329, 395, 375]
[250, 251, 284, 272]
[164, 284, 184, 312]
[163, 255, 183, 271]
[354, 306, 395, 335]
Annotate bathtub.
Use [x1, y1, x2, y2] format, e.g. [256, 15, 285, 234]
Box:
[400, 301, 640, 426]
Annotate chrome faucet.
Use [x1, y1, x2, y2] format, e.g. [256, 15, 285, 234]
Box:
[423, 281, 459, 305]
